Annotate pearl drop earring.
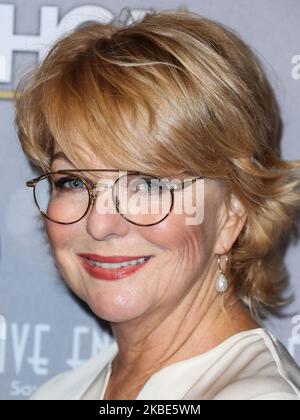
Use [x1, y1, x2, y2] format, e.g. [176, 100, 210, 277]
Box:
[215, 254, 229, 293]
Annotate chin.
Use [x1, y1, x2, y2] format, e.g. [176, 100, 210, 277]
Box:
[84, 287, 149, 324]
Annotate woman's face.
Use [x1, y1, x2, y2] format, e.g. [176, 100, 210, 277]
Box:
[46, 149, 235, 323]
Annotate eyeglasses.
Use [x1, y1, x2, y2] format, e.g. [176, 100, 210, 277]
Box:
[26, 169, 204, 227]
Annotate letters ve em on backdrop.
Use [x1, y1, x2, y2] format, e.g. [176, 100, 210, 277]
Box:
[0, 0, 300, 400]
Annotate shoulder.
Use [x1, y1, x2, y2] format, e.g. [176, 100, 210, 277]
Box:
[211, 329, 300, 400]
[29, 341, 118, 400]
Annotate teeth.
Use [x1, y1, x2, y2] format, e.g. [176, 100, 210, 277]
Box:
[87, 257, 149, 269]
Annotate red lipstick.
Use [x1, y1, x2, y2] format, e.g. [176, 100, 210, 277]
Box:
[78, 254, 151, 281]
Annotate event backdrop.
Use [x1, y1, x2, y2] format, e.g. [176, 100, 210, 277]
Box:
[0, 0, 300, 400]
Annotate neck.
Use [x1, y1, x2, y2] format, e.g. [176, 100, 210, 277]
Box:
[109, 285, 260, 380]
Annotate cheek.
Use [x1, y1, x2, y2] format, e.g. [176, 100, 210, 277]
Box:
[138, 211, 214, 269]
[45, 220, 81, 250]
[145, 183, 211, 254]
[45, 220, 84, 282]
[45, 220, 89, 299]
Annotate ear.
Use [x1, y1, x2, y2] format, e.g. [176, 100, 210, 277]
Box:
[214, 193, 247, 255]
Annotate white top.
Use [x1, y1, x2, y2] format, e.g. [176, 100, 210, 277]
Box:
[30, 328, 300, 400]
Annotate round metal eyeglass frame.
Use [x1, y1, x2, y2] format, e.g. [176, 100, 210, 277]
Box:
[26, 169, 205, 227]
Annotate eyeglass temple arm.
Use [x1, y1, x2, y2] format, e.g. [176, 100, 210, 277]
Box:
[26, 179, 38, 187]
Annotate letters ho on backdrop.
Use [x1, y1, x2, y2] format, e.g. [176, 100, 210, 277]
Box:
[0, 3, 148, 83]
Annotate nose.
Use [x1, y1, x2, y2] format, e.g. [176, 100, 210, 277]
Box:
[85, 184, 129, 240]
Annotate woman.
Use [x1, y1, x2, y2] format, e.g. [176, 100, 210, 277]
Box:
[16, 9, 300, 400]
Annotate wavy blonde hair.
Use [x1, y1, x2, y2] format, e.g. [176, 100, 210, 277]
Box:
[15, 9, 300, 317]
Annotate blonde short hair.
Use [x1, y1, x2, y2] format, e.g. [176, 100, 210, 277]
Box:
[15, 9, 300, 317]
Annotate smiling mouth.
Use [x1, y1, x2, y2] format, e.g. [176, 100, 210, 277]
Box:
[85, 256, 150, 269]
[78, 254, 152, 281]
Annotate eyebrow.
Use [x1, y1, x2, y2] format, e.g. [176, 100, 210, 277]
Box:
[52, 151, 74, 166]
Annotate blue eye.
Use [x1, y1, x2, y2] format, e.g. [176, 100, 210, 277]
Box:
[54, 177, 85, 191]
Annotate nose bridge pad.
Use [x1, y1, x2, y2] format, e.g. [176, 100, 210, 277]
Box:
[90, 182, 117, 216]
[91, 188, 97, 202]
